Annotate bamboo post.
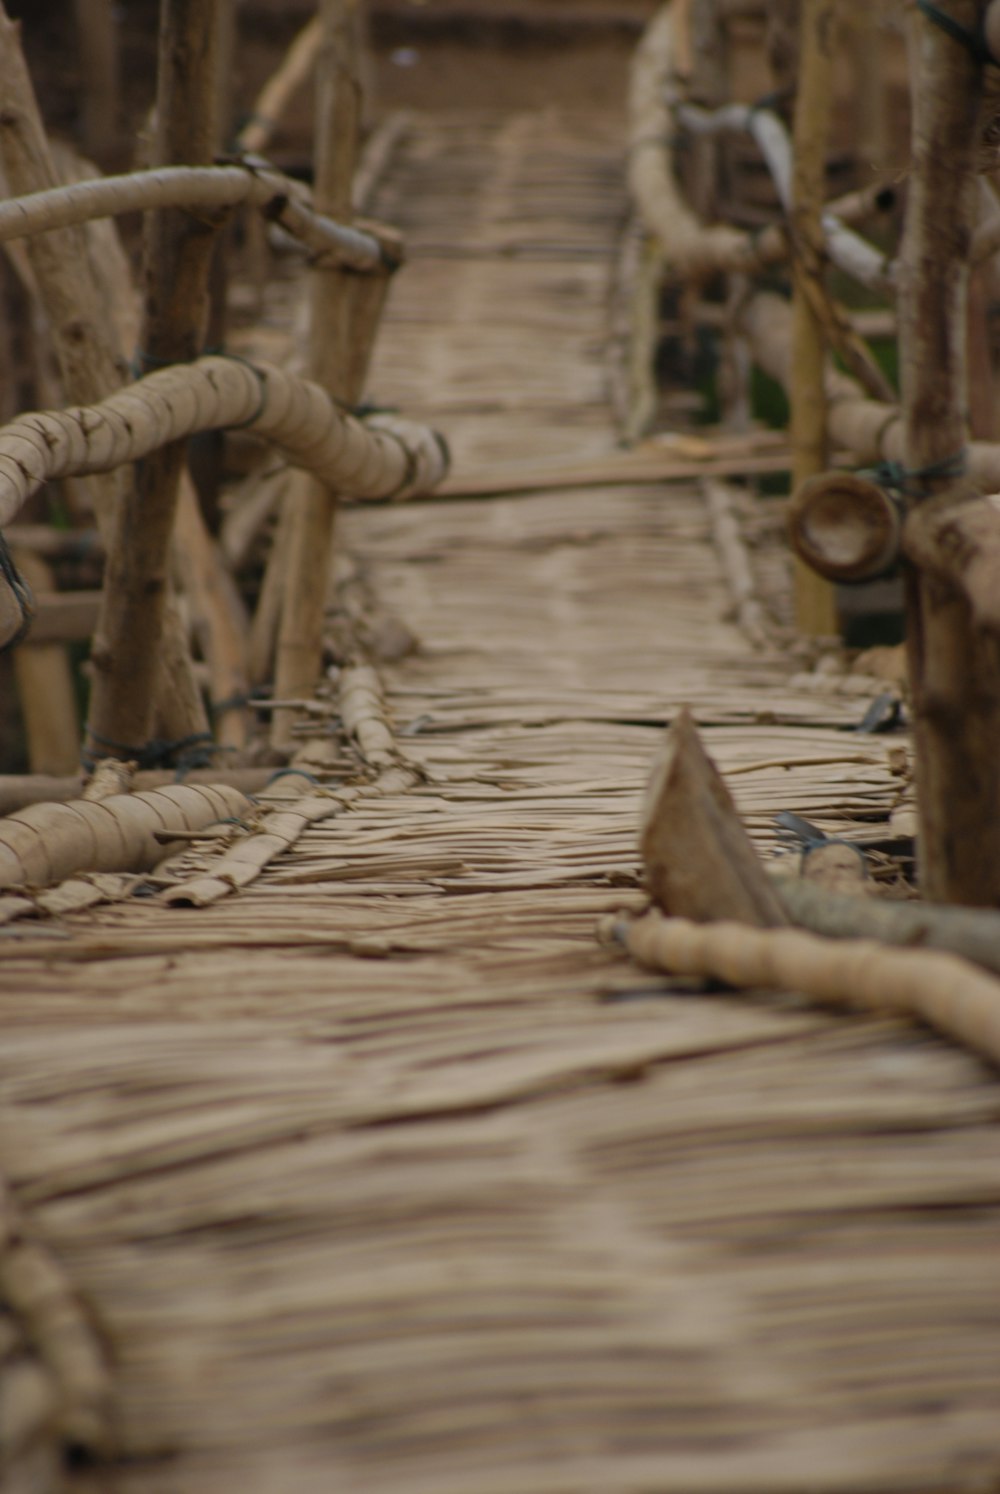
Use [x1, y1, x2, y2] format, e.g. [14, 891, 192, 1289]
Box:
[85, 0, 223, 764]
[271, 0, 390, 749]
[897, 0, 1000, 906]
[789, 0, 840, 636]
[0, 4, 206, 765]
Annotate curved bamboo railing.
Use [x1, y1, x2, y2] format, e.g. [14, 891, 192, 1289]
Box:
[0, 355, 448, 650]
[0, 163, 394, 272]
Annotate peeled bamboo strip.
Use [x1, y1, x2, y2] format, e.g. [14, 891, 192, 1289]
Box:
[161, 662, 421, 907]
[0, 164, 389, 272]
[0, 782, 251, 890]
[612, 910, 1000, 1070]
[0, 356, 448, 534]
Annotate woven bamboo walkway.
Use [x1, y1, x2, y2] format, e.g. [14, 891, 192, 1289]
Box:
[3, 105, 1000, 1494]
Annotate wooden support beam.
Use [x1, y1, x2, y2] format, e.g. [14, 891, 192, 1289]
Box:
[898, 0, 1000, 906]
[85, 0, 222, 764]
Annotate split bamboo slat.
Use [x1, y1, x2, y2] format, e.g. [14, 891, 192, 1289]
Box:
[1, 22, 1000, 1494]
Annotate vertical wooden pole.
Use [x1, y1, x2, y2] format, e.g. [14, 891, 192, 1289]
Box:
[271, 0, 384, 749]
[0, 4, 208, 766]
[898, 0, 1000, 905]
[789, 0, 840, 636]
[86, 0, 222, 762]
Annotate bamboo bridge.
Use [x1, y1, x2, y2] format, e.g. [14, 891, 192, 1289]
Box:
[2, 6, 1000, 1493]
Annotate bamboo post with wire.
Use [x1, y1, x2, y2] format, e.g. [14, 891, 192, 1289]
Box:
[897, 0, 1000, 907]
[788, 0, 840, 637]
[0, 3, 209, 764]
[271, 0, 396, 750]
[85, 0, 224, 766]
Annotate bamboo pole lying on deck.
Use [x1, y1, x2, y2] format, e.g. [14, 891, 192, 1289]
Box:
[608, 908, 1000, 1070]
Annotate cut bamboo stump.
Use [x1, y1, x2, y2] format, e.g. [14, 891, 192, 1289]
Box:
[640, 707, 789, 927]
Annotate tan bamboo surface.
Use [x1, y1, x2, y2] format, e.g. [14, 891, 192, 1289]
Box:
[2, 101, 1000, 1494]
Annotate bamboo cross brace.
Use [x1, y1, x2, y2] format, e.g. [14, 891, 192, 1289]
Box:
[0, 356, 449, 533]
[0, 164, 391, 273]
[607, 908, 1000, 1071]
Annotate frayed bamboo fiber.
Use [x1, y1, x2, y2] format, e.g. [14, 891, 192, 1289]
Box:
[0, 164, 388, 273]
[0, 782, 251, 890]
[0, 356, 448, 533]
[162, 662, 419, 906]
[611, 908, 1000, 1069]
[0, 1177, 111, 1457]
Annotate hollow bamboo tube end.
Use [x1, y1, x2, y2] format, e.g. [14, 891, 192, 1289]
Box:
[789, 470, 901, 584]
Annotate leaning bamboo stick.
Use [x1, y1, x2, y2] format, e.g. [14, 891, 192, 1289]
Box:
[0, 165, 388, 272]
[607, 908, 1000, 1070]
[0, 781, 251, 889]
[235, 13, 323, 156]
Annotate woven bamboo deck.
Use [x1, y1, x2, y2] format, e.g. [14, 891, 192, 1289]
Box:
[3, 102, 1000, 1494]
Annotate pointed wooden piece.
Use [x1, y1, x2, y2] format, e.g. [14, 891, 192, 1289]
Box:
[640, 706, 790, 927]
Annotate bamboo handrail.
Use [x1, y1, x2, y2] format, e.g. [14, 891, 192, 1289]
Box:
[674, 101, 893, 293]
[0, 163, 392, 273]
[0, 356, 447, 539]
[627, 1, 892, 286]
